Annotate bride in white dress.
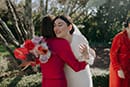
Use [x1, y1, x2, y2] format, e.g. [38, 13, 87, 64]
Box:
[53, 15, 96, 87]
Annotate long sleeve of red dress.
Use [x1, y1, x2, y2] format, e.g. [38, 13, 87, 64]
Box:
[109, 32, 122, 87]
[110, 33, 122, 71]
[50, 39, 87, 72]
[55, 38, 87, 72]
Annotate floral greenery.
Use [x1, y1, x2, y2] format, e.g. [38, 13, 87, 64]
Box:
[0, 45, 109, 87]
[0, 72, 109, 87]
[0, 73, 42, 87]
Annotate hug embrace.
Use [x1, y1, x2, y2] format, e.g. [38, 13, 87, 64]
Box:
[14, 15, 96, 87]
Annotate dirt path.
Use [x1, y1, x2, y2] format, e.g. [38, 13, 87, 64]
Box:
[90, 47, 110, 75]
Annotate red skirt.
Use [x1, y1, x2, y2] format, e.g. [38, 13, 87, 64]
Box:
[42, 78, 67, 87]
[109, 64, 130, 87]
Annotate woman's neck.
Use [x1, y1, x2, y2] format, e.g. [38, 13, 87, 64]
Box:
[126, 28, 130, 39]
[64, 34, 73, 43]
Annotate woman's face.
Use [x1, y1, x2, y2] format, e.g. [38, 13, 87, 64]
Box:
[53, 18, 70, 38]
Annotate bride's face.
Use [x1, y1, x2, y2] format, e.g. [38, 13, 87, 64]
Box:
[53, 18, 70, 38]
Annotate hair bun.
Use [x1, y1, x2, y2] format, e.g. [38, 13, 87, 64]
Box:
[124, 17, 130, 28]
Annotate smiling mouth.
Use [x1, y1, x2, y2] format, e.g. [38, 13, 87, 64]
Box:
[55, 31, 61, 34]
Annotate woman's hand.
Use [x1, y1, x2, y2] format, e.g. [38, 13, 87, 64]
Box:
[117, 69, 125, 79]
[79, 43, 89, 59]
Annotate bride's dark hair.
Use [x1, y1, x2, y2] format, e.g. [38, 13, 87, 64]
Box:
[124, 17, 130, 28]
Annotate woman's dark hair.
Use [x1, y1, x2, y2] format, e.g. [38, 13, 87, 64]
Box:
[124, 17, 130, 28]
[53, 15, 75, 34]
[40, 15, 56, 38]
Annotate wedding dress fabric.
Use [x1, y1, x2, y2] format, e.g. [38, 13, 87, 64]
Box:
[64, 26, 94, 87]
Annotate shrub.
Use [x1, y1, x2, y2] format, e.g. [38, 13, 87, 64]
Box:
[93, 74, 109, 87]
[0, 73, 42, 87]
[0, 72, 109, 87]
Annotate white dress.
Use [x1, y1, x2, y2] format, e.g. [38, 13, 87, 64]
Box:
[64, 34, 95, 87]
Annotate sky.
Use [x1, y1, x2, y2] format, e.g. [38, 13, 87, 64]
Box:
[16, 0, 36, 4]
[15, 0, 107, 12]
[16, 0, 107, 8]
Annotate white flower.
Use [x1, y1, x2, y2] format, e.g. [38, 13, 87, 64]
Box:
[31, 36, 51, 63]
[39, 50, 51, 63]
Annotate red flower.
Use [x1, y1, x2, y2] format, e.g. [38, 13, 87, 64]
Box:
[14, 36, 51, 64]
[37, 46, 48, 55]
[24, 40, 35, 50]
[14, 47, 29, 60]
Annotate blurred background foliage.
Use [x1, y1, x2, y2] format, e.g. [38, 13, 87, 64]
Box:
[0, 0, 129, 73]
[0, 0, 130, 50]
[0, 0, 130, 86]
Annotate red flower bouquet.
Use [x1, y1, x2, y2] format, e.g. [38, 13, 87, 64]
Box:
[14, 36, 51, 69]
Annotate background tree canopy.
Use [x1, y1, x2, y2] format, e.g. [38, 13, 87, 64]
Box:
[0, 0, 130, 57]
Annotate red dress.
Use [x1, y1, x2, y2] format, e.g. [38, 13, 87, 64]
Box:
[109, 30, 130, 87]
[39, 38, 87, 87]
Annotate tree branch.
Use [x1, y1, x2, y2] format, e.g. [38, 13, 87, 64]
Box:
[0, 18, 20, 47]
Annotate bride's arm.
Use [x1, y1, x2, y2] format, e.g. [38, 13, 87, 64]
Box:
[78, 34, 96, 65]
[87, 47, 96, 65]
[72, 24, 96, 65]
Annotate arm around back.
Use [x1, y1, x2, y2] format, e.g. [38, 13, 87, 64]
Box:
[54, 38, 87, 72]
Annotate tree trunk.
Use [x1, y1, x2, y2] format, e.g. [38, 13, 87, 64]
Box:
[24, 0, 34, 39]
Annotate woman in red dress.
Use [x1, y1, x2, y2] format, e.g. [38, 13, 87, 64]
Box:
[109, 17, 130, 87]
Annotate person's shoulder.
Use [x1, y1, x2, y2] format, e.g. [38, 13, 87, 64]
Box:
[50, 37, 69, 45]
[73, 33, 84, 39]
[51, 38, 70, 51]
[114, 31, 124, 39]
[73, 33, 88, 43]
[112, 31, 126, 43]
[54, 37, 68, 42]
